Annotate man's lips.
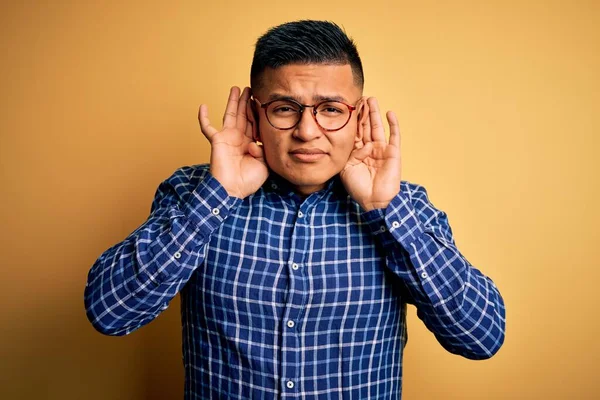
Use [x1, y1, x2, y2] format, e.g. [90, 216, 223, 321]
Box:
[290, 148, 327, 155]
[289, 148, 327, 162]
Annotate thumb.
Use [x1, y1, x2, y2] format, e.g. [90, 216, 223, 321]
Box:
[198, 104, 218, 141]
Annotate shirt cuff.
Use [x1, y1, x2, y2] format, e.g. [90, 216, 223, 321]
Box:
[362, 191, 425, 249]
[183, 172, 242, 235]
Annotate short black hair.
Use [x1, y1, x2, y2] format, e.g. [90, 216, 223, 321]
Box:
[250, 20, 364, 90]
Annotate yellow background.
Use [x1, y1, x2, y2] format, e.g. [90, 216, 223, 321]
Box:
[1, 1, 598, 399]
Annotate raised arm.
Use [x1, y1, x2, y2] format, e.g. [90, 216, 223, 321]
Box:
[342, 96, 505, 359]
[84, 167, 238, 335]
[84, 86, 268, 335]
[363, 184, 506, 359]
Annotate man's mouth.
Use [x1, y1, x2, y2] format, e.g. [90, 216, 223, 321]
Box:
[290, 148, 326, 155]
[289, 148, 327, 162]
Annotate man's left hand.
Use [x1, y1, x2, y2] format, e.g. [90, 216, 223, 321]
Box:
[340, 97, 402, 212]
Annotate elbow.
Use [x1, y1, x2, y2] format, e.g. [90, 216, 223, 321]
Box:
[463, 321, 506, 360]
[439, 308, 506, 360]
[458, 290, 507, 360]
[84, 285, 128, 337]
[441, 331, 505, 361]
[475, 297, 507, 359]
[85, 310, 128, 337]
[484, 326, 506, 359]
[460, 331, 505, 360]
[479, 319, 506, 359]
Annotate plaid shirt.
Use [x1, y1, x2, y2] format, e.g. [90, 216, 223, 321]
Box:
[84, 164, 505, 399]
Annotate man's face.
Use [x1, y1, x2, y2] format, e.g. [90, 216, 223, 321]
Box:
[252, 63, 363, 196]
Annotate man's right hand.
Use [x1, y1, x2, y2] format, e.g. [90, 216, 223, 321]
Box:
[199, 86, 269, 199]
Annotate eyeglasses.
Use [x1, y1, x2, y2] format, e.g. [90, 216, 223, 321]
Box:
[254, 97, 357, 132]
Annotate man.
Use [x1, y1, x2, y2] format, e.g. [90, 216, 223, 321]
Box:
[85, 20, 505, 399]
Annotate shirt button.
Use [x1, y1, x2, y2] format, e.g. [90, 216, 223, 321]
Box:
[174, 252, 182, 259]
[292, 263, 299, 270]
[421, 272, 428, 278]
[379, 226, 386, 233]
[286, 381, 294, 389]
[211, 208, 220, 216]
[271, 183, 278, 189]
[287, 320, 295, 328]
[392, 221, 400, 228]
[298, 211, 304, 218]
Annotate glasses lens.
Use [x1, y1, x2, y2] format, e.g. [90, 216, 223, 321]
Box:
[266, 100, 302, 129]
[265, 100, 352, 131]
[315, 101, 351, 130]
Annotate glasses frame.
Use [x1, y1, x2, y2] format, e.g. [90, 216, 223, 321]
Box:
[253, 97, 357, 132]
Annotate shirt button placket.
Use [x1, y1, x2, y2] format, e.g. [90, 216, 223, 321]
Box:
[282, 206, 309, 395]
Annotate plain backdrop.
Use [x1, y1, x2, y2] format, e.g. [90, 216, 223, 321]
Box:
[1, 1, 598, 399]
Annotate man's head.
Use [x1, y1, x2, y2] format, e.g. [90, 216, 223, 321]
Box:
[250, 20, 364, 91]
[249, 20, 367, 196]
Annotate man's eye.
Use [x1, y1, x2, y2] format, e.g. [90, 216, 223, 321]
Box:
[317, 102, 345, 114]
[273, 106, 298, 113]
[318, 105, 344, 114]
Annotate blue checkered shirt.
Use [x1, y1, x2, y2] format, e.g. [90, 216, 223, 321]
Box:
[85, 164, 505, 399]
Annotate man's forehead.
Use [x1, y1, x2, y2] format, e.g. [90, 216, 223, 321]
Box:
[254, 63, 360, 101]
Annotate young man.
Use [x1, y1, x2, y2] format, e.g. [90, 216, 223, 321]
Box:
[85, 20, 505, 399]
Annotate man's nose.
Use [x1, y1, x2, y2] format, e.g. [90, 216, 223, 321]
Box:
[293, 108, 322, 141]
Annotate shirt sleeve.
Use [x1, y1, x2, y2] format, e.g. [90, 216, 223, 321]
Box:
[361, 182, 506, 360]
[84, 165, 241, 336]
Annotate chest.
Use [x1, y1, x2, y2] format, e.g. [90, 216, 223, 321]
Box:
[192, 200, 400, 329]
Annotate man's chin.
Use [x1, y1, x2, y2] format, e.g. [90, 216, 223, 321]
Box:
[268, 162, 343, 192]
[285, 174, 339, 194]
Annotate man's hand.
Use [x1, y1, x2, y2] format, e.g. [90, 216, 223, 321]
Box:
[340, 97, 402, 212]
[199, 86, 268, 199]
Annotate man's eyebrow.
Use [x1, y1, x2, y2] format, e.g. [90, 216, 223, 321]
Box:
[266, 93, 348, 103]
[313, 94, 347, 103]
[267, 93, 303, 102]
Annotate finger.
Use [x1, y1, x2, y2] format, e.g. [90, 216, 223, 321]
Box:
[359, 98, 371, 143]
[198, 104, 218, 140]
[368, 97, 386, 142]
[237, 87, 250, 130]
[386, 111, 401, 149]
[245, 111, 254, 140]
[222, 86, 241, 128]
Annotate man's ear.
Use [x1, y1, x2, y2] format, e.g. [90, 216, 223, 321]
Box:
[355, 97, 369, 145]
[247, 99, 261, 142]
